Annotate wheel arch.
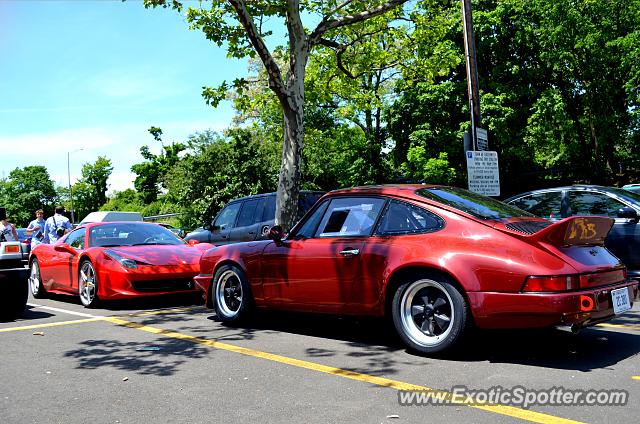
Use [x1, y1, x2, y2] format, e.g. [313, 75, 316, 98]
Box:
[383, 266, 474, 324]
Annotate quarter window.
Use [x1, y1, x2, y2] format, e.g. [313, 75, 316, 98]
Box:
[237, 199, 260, 227]
[376, 201, 444, 235]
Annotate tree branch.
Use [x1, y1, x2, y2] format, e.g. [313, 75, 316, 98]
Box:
[227, 0, 287, 104]
[309, 0, 408, 46]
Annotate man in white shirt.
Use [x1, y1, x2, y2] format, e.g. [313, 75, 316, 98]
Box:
[43, 206, 72, 244]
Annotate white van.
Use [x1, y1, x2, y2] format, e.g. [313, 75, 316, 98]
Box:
[79, 211, 144, 224]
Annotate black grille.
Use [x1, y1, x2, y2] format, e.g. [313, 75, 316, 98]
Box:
[132, 279, 194, 292]
[505, 221, 552, 235]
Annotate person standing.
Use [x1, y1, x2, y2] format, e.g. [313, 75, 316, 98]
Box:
[0, 211, 19, 242]
[26, 209, 46, 247]
[43, 206, 72, 244]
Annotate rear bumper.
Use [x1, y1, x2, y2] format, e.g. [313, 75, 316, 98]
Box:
[468, 280, 638, 329]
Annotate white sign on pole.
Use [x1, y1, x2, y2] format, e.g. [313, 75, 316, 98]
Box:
[466, 150, 500, 196]
[475, 127, 488, 151]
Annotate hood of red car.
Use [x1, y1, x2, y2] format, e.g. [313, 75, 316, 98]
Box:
[105, 245, 203, 266]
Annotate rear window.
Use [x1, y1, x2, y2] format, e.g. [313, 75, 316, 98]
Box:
[417, 187, 535, 220]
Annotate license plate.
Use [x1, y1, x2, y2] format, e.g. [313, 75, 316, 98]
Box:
[611, 287, 631, 315]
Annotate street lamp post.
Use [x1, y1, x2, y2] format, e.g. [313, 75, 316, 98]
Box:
[67, 149, 83, 224]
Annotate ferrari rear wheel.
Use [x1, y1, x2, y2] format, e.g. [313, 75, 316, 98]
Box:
[213, 264, 252, 323]
[392, 276, 468, 354]
[29, 257, 46, 298]
[79, 260, 99, 308]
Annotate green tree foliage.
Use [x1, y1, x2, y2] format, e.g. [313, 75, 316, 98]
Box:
[100, 189, 144, 212]
[164, 129, 280, 230]
[0, 166, 57, 226]
[72, 156, 113, 221]
[131, 127, 187, 204]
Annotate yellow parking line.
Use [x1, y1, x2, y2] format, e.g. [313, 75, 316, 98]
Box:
[0, 317, 106, 333]
[104, 316, 583, 424]
[124, 306, 202, 317]
[596, 323, 639, 330]
[632, 376, 640, 381]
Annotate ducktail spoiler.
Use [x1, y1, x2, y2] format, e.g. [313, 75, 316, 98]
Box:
[528, 216, 614, 247]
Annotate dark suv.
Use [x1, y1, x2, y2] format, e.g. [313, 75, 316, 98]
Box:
[185, 191, 324, 245]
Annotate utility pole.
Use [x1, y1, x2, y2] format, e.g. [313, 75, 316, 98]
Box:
[461, 0, 482, 151]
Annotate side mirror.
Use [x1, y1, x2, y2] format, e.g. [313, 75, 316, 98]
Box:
[268, 225, 284, 244]
[187, 239, 199, 246]
[617, 206, 639, 221]
[54, 243, 75, 254]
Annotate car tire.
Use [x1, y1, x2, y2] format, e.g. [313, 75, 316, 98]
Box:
[0, 272, 28, 321]
[212, 264, 253, 323]
[392, 275, 468, 354]
[79, 260, 99, 308]
[29, 257, 47, 299]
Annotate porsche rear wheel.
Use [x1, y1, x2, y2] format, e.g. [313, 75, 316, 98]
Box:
[213, 264, 252, 323]
[29, 257, 46, 298]
[392, 276, 468, 354]
[79, 260, 99, 308]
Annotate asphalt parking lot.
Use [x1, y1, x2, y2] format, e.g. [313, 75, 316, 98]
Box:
[1, 292, 638, 424]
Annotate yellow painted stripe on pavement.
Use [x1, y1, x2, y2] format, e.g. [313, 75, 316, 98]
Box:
[632, 376, 640, 381]
[596, 323, 639, 330]
[104, 316, 583, 424]
[0, 317, 106, 333]
[125, 307, 202, 317]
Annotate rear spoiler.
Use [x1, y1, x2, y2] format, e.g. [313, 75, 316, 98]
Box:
[527, 216, 614, 247]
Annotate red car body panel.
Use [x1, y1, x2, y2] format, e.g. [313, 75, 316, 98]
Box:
[31, 222, 214, 301]
[195, 185, 638, 329]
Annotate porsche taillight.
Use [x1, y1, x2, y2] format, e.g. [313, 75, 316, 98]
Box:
[523, 275, 580, 292]
[523, 269, 626, 292]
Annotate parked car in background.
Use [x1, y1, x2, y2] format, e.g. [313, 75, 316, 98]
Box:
[29, 221, 214, 307]
[159, 223, 185, 238]
[505, 185, 640, 277]
[0, 243, 29, 320]
[79, 211, 144, 224]
[195, 185, 637, 355]
[185, 191, 324, 245]
[622, 183, 640, 194]
[15, 227, 31, 257]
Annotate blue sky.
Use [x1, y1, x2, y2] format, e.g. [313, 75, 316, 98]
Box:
[0, 0, 248, 192]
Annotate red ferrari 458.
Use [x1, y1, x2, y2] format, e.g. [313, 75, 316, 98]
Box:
[29, 221, 214, 307]
[195, 185, 638, 354]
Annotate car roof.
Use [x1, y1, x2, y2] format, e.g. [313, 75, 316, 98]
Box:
[328, 184, 439, 197]
[504, 185, 639, 202]
[229, 190, 325, 203]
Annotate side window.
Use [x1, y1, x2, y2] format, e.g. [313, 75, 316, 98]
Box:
[568, 192, 625, 217]
[509, 192, 562, 219]
[237, 199, 260, 227]
[253, 198, 266, 224]
[65, 229, 85, 249]
[315, 197, 386, 238]
[376, 201, 444, 235]
[214, 202, 242, 230]
[262, 195, 277, 222]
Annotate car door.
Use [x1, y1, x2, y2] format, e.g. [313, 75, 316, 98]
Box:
[228, 197, 264, 243]
[209, 201, 242, 245]
[48, 228, 85, 291]
[566, 190, 640, 273]
[260, 196, 386, 313]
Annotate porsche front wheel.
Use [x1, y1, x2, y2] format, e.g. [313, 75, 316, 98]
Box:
[392, 276, 468, 354]
[79, 260, 99, 307]
[213, 264, 252, 323]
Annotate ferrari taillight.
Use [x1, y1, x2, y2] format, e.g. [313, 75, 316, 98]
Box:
[522, 275, 580, 292]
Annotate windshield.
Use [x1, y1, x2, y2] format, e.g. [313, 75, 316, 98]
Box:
[89, 223, 185, 247]
[417, 187, 536, 220]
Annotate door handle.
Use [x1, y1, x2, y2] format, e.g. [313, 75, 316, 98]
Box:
[339, 248, 360, 256]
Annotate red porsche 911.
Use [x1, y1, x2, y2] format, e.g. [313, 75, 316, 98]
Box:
[195, 185, 638, 354]
[29, 221, 214, 307]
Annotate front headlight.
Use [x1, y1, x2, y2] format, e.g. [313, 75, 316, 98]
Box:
[103, 249, 138, 269]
